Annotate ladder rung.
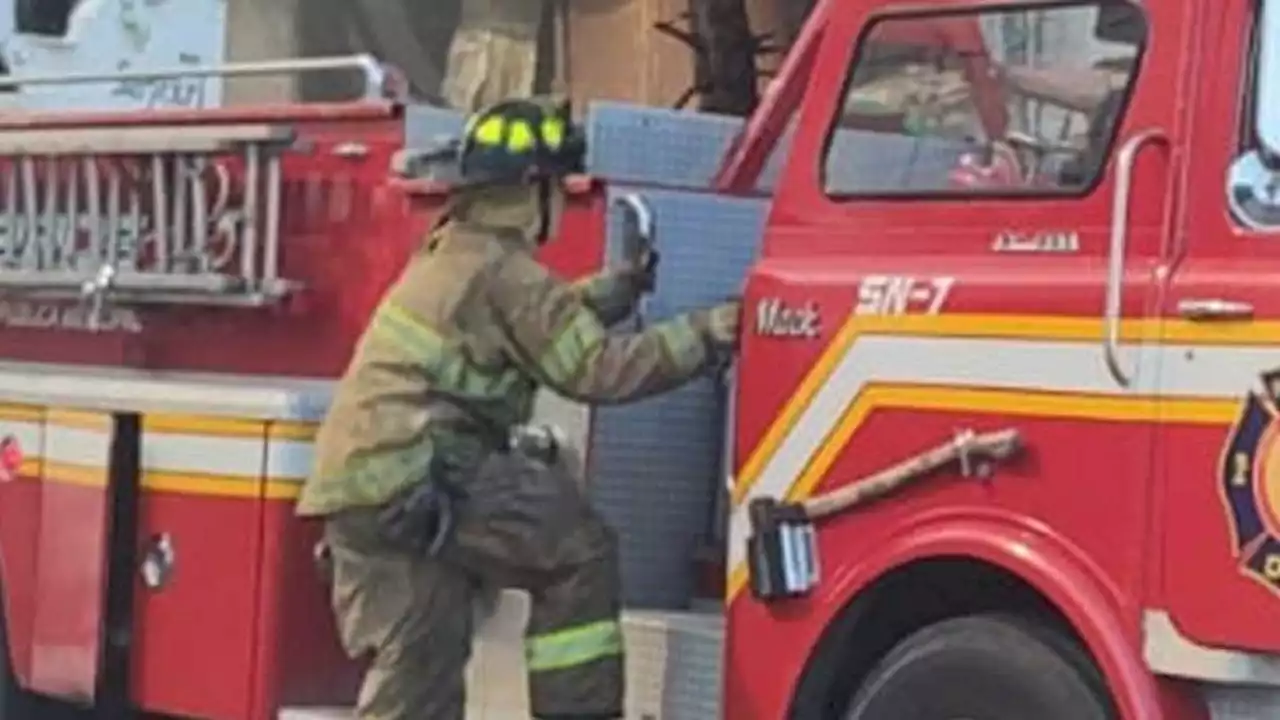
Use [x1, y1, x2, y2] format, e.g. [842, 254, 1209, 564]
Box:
[0, 124, 294, 156]
[0, 269, 243, 293]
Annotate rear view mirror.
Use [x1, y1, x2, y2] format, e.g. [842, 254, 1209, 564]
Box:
[1093, 2, 1145, 45]
[1258, 0, 1280, 156]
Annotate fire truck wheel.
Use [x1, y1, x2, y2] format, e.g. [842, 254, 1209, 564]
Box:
[843, 613, 1114, 720]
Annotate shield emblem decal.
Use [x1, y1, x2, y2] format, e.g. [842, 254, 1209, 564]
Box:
[1219, 383, 1280, 595]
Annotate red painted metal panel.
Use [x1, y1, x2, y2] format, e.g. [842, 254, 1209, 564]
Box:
[723, 0, 1208, 716]
[131, 490, 264, 719]
[30, 481, 107, 700]
[0, 127, 607, 382]
[0, 411, 42, 689]
[0, 112, 409, 378]
[29, 412, 113, 702]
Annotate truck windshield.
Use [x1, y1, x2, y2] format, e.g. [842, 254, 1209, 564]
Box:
[1258, 0, 1280, 155]
[824, 2, 1145, 195]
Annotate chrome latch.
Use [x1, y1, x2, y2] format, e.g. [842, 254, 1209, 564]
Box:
[80, 262, 117, 332]
[140, 533, 175, 590]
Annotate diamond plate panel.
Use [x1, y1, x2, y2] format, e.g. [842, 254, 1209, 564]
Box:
[588, 187, 767, 608]
[624, 610, 725, 720]
[402, 103, 465, 149]
[583, 102, 746, 189]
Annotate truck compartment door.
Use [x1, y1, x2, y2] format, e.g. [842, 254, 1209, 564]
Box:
[29, 409, 137, 703]
[29, 407, 138, 702]
[0, 403, 44, 688]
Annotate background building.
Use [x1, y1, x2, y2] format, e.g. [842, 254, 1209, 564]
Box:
[0, 0, 804, 113]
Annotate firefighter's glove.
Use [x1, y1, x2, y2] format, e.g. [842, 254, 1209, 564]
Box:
[376, 479, 463, 556]
[618, 246, 659, 296]
[634, 246, 659, 294]
[691, 299, 742, 372]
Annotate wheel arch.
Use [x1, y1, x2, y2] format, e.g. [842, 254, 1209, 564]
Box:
[786, 509, 1166, 720]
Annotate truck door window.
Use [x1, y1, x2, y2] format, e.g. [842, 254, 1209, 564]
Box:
[822, 2, 1146, 197]
[1230, 0, 1280, 231]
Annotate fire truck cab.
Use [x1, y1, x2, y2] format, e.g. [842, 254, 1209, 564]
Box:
[721, 0, 1280, 717]
[0, 0, 1279, 718]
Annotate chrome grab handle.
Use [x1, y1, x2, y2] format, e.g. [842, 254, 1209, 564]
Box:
[1104, 128, 1168, 387]
[1177, 298, 1255, 321]
[1, 54, 393, 102]
[613, 193, 656, 330]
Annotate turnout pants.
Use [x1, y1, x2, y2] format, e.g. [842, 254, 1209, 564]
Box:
[324, 450, 624, 720]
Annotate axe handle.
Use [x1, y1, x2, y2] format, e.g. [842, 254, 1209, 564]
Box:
[801, 429, 1020, 521]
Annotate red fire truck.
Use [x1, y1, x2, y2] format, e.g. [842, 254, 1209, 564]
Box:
[0, 0, 1279, 718]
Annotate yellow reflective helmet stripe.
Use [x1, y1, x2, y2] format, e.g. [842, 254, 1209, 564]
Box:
[464, 103, 576, 165]
[507, 119, 536, 153]
[541, 117, 565, 150]
[472, 115, 506, 147]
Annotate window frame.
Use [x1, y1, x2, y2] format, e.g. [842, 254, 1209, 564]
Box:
[818, 0, 1151, 202]
[1237, 1, 1265, 157]
[1225, 0, 1280, 234]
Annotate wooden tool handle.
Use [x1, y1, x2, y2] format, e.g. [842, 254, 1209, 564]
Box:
[801, 429, 1021, 521]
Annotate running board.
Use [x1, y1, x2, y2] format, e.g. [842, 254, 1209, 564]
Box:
[278, 592, 725, 720]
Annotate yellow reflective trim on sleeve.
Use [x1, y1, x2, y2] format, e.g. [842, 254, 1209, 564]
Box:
[369, 301, 524, 399]
[538, 310, 606, 385]
[526, 619, 623, 673]
[507, 119, 535, 153]
[541, 118, 565, 150]
[473, 116, 506, 146]
[373, 301, 447, 359]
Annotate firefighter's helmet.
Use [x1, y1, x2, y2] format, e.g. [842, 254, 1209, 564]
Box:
[457, 97, 585, 186]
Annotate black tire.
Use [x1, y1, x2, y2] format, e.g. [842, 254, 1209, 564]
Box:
[843, 614, 1115, 720]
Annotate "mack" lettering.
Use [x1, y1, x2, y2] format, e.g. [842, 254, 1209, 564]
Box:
[755, 298, 821, 339]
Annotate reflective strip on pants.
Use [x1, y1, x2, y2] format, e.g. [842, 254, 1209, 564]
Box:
[525, 619, 623, 673]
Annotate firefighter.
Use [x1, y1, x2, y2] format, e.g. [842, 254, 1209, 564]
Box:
[442, 0, 546, 111]
[296, 96, 742, 720]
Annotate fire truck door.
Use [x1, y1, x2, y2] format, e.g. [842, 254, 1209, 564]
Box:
[1151, 0, 1280, 659]
[728, 0, 1179, 608]
[30, 410, 138, 707]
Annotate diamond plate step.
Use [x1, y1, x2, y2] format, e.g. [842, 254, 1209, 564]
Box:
[279, 591, 725, 720]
